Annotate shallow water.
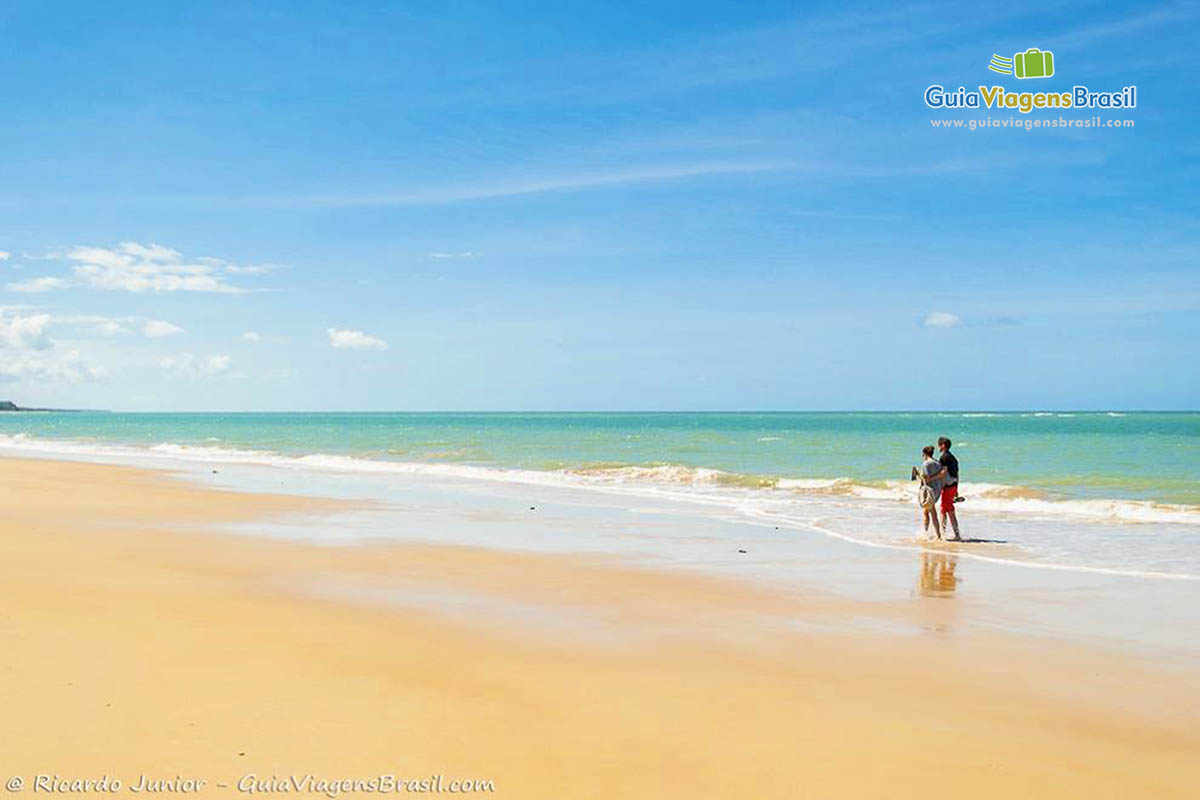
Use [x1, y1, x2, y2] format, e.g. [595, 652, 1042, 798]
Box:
[1, 411, 1197, 577]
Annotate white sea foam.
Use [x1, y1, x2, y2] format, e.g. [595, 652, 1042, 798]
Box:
[2, 433, 1197, 529]
[775, 477, 850, 490]
[3, 431, 1198, 581]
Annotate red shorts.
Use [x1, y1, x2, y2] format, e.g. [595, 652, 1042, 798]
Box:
[940, 485, 957, 513]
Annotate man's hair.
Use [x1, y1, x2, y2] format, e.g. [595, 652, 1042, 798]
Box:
[922, 445, 935, 457]
[938, 436, 952, 449]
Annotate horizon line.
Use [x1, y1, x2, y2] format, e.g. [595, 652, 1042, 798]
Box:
[4, 408, 1197, 415]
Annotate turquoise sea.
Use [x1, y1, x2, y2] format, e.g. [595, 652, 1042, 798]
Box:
[2, 411, 1197, 578]
[1, 411, 1196, 501]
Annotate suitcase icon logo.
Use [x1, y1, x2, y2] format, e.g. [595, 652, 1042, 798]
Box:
[988, 48, 1055, 79]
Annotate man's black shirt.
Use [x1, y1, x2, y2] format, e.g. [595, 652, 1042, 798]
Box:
[939, 451, 959, 483]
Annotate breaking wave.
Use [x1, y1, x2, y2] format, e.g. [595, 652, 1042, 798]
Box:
[2, 433, 1198, 527]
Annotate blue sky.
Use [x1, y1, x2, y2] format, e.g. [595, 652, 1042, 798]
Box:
[1, 0, 1197, 410]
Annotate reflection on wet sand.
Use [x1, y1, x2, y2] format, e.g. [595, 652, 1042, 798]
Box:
[919, 552, 959, 597]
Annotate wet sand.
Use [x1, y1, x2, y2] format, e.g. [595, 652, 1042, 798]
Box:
[1, 456, 1197, 798]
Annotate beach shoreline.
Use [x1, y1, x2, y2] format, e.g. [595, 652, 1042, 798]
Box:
[1, 455, 1198, 797]
[2, 411, 1198, 584]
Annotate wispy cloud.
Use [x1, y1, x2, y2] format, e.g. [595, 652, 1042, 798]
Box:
[263, 161, 797, 209]
[447, 4, 975, 110]
[37, 313, 187, 340]
[93, 320, 130, 336]
[160, 353, 234, 377]
[143, 319, 185, 338]
[221, 263, 279, 275]
[8, 276, 69, 293]
[0, 350, 107, 383]
[6, 242, 273, 294]
[206, 139, 1108, 213]
[1046, 3, 1200, 50]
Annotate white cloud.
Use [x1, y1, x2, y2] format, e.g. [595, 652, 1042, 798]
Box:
[7, 276, 70, 293]
[0, 312, 106, 383]
[223, 264, 275, 275]
[0, 251, 10, 261]
[48, 314, 188, 340]
[428, 251, 476, 260]
[922, 312, 962, 328]
[0, 350, 107, 383]
[0, 312, 52, 350]
[328, 328, 388, 351]
[68, 242, 247, 293]
[205, 354, 232, 375]
[93, 320, 131, 336]
[143, 319, 185, 338]
[160, 353, 233, 377]
[46, 314, 187, 340]
[8, 242, 274, 294]
[238, 331, 263, 342]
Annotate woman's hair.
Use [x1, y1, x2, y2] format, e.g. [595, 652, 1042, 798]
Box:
[922, 445, 935, 457]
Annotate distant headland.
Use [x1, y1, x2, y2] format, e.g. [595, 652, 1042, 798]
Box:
[0, 401, 93, 412]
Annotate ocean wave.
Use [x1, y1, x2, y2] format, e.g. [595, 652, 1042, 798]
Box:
[2, 434, 1199, 527]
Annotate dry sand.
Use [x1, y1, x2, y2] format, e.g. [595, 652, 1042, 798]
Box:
[0, 456, 1196, 798]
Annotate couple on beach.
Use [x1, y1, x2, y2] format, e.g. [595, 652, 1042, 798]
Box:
[915, 437, 961, 541]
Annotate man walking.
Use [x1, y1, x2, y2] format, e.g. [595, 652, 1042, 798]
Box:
[937, 436, 962, 541]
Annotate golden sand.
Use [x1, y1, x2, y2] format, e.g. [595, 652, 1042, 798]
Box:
[0, 457, 1196, 798]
